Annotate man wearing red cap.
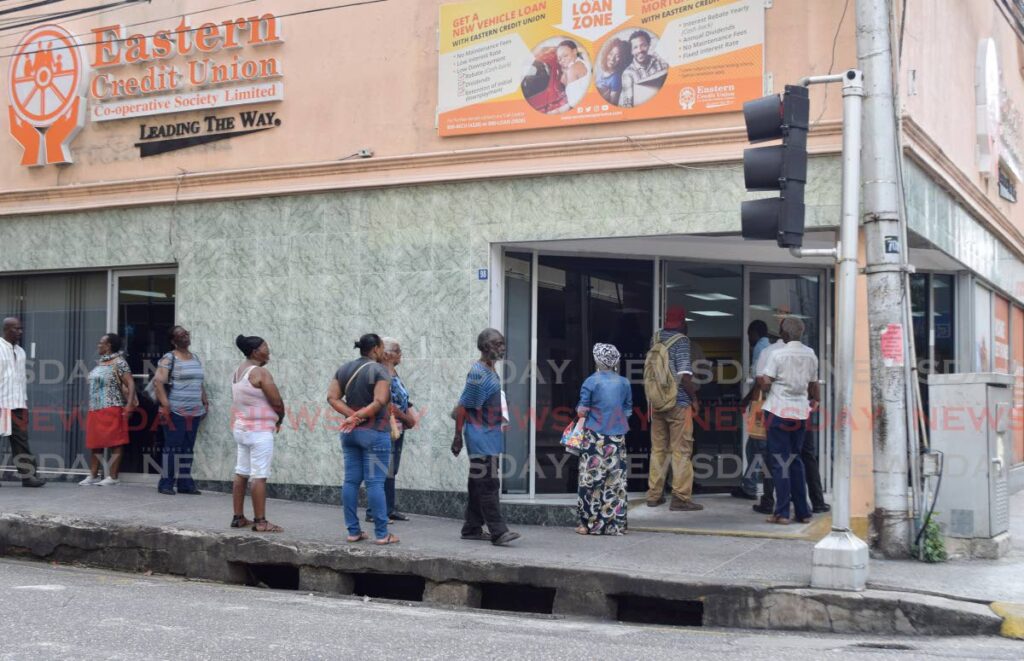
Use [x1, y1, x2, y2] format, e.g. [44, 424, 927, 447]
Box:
[646, 306, 702, 511]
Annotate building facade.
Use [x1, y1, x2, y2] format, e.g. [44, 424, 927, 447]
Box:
[1, 0, 1023, 531]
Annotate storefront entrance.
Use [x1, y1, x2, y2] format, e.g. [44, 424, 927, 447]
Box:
[500, 241, 830, 499]
[663, 263, 824, 492]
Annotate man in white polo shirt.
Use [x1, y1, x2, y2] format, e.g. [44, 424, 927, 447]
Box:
[0, 317, 45, 487]
[757, 316, 817, 524]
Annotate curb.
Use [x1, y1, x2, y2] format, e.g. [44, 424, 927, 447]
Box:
[631, 514, 832, 542]
[0, 511, 1005, 637]
[991, 602, 1024, 640]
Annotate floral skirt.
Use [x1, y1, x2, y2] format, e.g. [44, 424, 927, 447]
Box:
[577, 430, 628, 535]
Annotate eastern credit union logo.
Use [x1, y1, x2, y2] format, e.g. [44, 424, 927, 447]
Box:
[7, 24, 86, 166]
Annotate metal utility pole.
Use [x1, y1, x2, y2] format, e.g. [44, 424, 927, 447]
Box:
[856, 0, 913, 557]
[794, 70, 870, 591]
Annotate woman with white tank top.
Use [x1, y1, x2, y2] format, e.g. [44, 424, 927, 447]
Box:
[231, 335, 285, 532]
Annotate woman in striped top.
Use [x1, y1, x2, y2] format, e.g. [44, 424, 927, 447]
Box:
[153, 325, 208, 496]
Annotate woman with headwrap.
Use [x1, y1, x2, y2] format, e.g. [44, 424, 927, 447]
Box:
[230, 334, 285, 532]
[574, 343, 632, 535]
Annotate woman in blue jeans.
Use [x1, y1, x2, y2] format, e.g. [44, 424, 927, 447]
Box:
[327, 334, 398, 545]
[153, 325, 207, 496]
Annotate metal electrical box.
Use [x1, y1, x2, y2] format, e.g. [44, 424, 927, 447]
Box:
[928, 373, 1013, 554]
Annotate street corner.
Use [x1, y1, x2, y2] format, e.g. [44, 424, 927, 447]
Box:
[990, 602, 1024, 640]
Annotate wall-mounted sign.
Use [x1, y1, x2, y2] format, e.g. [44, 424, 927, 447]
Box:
[976, 37, 1001, 177]
[88, 14, 284, 121]
[7, 24, 87, 166]
[437, 0, 765, 137]
[135, 109, 281, 157]
[5, 14, 285, 166]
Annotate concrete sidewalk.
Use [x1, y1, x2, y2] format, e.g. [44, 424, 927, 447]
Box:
[0, 483, 1021, 637]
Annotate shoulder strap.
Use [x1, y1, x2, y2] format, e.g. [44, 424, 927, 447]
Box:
[343, 361, 371, 396]
[652, 332, 683, 349]
[234, 365, 258, 384]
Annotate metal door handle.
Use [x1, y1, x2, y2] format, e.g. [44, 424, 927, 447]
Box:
[992, 457, 1004, 471]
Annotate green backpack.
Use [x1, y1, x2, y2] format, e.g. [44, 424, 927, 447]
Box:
[644, 333, 683, 413]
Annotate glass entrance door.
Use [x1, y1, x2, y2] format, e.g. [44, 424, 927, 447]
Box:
[532, 256, 653, 494]
[111, 270, 176, 474]
[745, 269, 827, 491]
[663, 262, 744, 489]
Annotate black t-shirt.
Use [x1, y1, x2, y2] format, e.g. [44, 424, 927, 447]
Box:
[334, 358, 391, 428]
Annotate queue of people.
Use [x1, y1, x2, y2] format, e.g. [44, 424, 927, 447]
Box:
[1, 310, 826, 545]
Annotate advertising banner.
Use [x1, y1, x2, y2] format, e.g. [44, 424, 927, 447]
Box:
[437, 0, 764, 136]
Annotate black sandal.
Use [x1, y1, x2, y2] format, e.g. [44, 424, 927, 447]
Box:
[230, 514, 251, 528]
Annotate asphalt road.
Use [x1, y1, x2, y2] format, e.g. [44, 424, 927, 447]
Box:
[0, 559, 1020, 660]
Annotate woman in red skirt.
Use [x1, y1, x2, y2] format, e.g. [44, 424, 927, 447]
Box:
[80, 333, 135, 486]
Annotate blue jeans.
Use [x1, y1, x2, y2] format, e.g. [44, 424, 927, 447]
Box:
[740, 437, 768, 496]
[766, 414, 811, 520]
[368, 434, 403, 519]
[159, 413, 203, 492]
[341, 428, 391, 540]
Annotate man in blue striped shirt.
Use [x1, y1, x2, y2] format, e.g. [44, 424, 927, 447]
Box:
[451, 328, 520, 547]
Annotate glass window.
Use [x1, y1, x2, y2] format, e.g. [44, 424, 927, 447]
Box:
[975, 284, 993, 371]
[502, 253, 532, 494]
[995, 294, 1011, 374]
[1012, 305, 1024, 465]
[748, 272, 820, 357]
[0, 272, 106, 466]
[932, 275, 956, 374]
[117, 274, 176, 376]
[910, 274, 929, 372]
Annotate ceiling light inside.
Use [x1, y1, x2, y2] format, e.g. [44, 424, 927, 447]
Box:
[685, 292, 737, 301]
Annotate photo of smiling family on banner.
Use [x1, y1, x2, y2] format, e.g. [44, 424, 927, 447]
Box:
[437, 0, 765, 136]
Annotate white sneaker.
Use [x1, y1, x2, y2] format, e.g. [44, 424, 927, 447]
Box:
[97, 477, 120, 486]
[79, 476, 102, 486]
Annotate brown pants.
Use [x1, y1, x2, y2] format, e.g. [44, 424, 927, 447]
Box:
[646, 405, 694, 502]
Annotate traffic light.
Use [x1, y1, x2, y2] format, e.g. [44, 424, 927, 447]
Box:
[740, 85, 809, 248]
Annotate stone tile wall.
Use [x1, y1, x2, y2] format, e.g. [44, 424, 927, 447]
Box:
[0, 158, 845, 494]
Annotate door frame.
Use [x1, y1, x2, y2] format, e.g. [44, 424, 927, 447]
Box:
[107, 268, 176, 482]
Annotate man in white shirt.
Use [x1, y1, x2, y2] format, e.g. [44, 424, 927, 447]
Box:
[749, 323, 786, 514]
[757, 316, 817, 524]
[0, 317, 45, 487]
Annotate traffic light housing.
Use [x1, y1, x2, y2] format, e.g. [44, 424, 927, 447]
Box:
[740, 85, 809, 248]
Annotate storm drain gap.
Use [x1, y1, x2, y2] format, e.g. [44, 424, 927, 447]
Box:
[479, 583, 556, 614]
[233, 563, 300, 590]
[614, 595, 704, 627]
[351, 573, 426, 602]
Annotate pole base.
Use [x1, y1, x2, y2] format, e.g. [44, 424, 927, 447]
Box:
[811, 529, 870, 591]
